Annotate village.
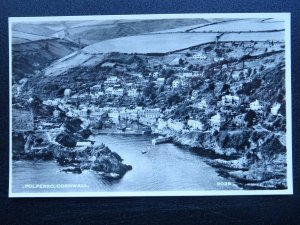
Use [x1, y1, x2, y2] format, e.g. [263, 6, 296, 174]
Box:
[26, 39, 285, 138]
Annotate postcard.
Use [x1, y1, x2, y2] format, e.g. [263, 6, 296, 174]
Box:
[9, 13, 292, 197]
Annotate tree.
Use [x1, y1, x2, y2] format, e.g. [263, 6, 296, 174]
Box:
[143, 82, 156, 97]
[244, 110, 256, 127]
[208, 82, 215, 91]
[179, 58, 184, 66]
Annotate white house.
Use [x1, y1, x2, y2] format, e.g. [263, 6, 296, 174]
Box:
[157, 118, 168, 130]
[271, 103, 281, 116]
[231, 71, 240, 80]
[144, 108, 161, 118]
[222, 95, 240, 107]
[214, 57, 224, 62]
[222, 64, 228, 70]
[105, 76, 119, 85]
[181, 79, 189, 88]
[234, 114, 245, 127]
[156, 78, 165, 86]
[250, 100, 263, 111]
[172, 79, 181, 88]
[70, 94, 78, 103]
[169, 57, 181, 66]
[64, 89, 71, 98]
[90, 84, 102, 93]
[128, 88, 138, 97]
[192, 53, 207, 60]
[167, 119, 184, 132]
[115, 88, 124, 97]
[210, 113, 224, 131]
[105, 87, 114, 95]
[192, 71, 202, 77]
[53, 109, 60, 118]
[194, 99, 207, 109]
[191, 90, 199, 100]
[182, 72, 193, 77]
[80, 108, 88, 117]
[153, 72, 159, 78]
[135, 106, 144, 115]
[187, 119, 203, 130]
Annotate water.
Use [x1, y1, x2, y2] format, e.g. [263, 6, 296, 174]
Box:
[12, 135, 240, 193]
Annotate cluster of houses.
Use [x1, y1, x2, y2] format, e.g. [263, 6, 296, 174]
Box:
[38, 43, 284, 134]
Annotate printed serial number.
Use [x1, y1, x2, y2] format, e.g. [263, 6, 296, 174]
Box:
[217, 182, 233, 186]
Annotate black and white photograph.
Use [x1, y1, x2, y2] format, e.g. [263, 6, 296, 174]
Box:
[9, 13, 292, 197]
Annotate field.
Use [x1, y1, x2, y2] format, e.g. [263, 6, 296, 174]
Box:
[12, 31, 53, 44]
[220, 31, 285, 42]
[192, 19, 284, 32]
[83, 33, 220, 54]
[45, 51, 105, 76]
[12, 109, 33, 131]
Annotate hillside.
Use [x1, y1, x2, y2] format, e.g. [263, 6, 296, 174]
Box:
[39, 18, 285, 77]
[12, 38, 80, 82]
[51, 19, 209, 45]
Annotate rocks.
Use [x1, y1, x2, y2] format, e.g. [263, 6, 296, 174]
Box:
[12, 131, 26, 160]
[55, 131, 77, 148]
[61, 166, 82, 174]
[52, 143, 132, 178]
[216, 130, 251, 151]
[90, 146, 132, 178]
[64, 117, 82, 133]
[259, 136, 286, 154]
[79, 128, 92, 139]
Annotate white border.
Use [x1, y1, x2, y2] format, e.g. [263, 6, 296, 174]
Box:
[8, 13, 293, 198]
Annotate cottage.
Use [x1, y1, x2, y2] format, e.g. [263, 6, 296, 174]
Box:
[213, 57, 224, 62]
[169, 57, 181, 66]
[101, 62, 116, 68]
[234, 114, 245, 127]
[222, 95, 240, 107]
[187, 119, 203, 130]
[172, 79, 181, 88]
[153, 72, 159, 78]
[80, 108, 88, 117]
[210, 113, 224, 131]
[90, 84, 102, 93]
[139, 117, 156, 126]
[105, 87, 114, 96]
[191, 90, 199, 100]
[250, 100, 263, 111]
[271, 103, 281, 116]
[231, 71, 241, 80]
[78, 94, 86, 102]
[115, 88, 124, 97]
[53, 109, 60, 118]
[70, 94, 78, 103]
[157, 118, 168, 130]
[192, 53, 207, 60]
[180, 79, 189, 88]
[222, 64, 228, 70]
[43, 99, 59, 106]
[194, 100, 207, 109]
[64, 89, 71, 98]
[192, 71, 202, 77]
[135, 107, 144, 115]
[167, 119, 184, 132]
[128, 88, 138, 97]
[156, 78, 165, 86]
[144, 108, 161, 119]
[182, 72, 193, 77]
[105, 76, 119, 85]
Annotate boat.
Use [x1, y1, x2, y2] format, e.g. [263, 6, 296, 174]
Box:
[151, 136, 173, 145]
